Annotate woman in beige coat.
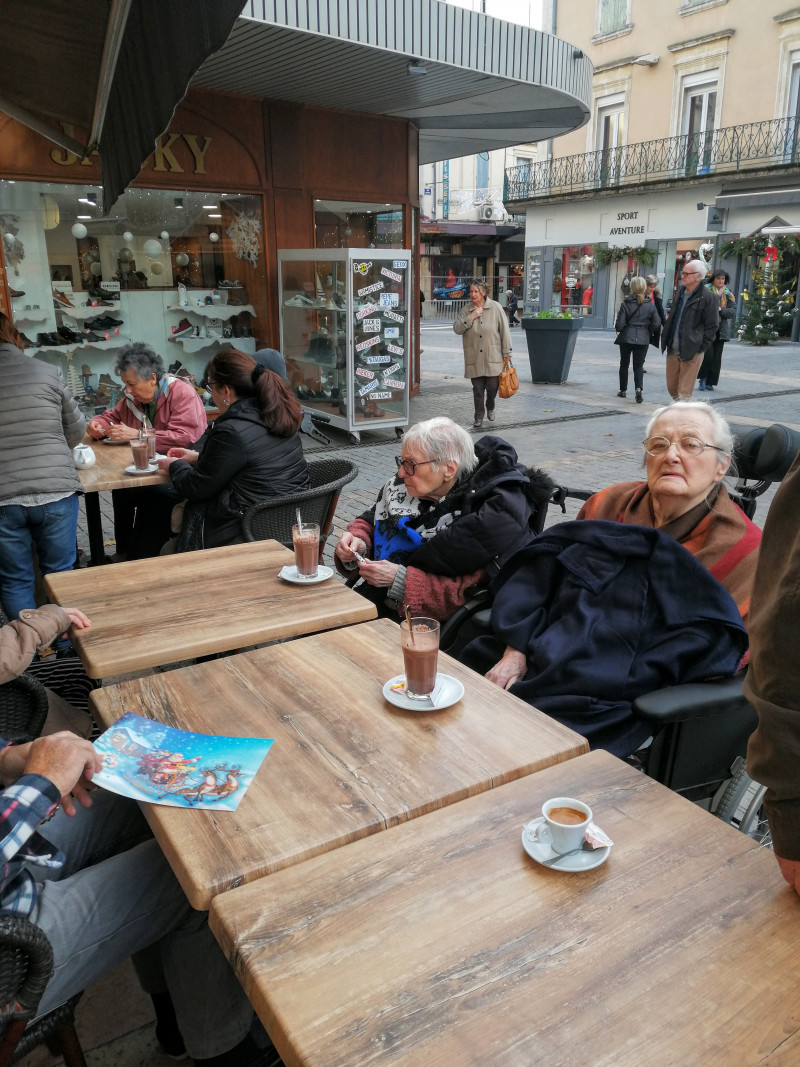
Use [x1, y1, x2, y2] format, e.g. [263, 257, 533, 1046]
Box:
[453, 279, 512, 430]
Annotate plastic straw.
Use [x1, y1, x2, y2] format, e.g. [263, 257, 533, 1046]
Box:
[404, 605, 415, 645]
[296, 508, 303, 534]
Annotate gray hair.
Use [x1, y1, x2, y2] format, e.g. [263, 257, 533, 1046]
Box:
[685, 259, 708, 280]
[645, 401, 735, 471]
[403, 416, 478, 479]
[114, 341, 164, 381]
[468, 278, 488, 295]
[645, 274, 659, 287]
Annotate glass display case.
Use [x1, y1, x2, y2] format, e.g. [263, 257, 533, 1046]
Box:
[278, 249, 411, 443]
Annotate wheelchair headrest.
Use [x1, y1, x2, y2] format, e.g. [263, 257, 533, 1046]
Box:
[732, 423, 800, 483]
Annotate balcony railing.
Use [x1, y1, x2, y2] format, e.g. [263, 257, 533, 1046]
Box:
[505, 115, 800, 201]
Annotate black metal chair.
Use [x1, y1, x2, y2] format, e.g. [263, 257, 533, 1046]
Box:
[0, 915, 86, 1067]
[242, 458, 359, 561]
[0, 675, 48, 745]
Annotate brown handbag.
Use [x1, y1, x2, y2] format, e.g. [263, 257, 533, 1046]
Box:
[498, 356, 519, 399]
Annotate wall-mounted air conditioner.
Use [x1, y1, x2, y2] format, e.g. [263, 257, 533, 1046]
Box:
[479, 206, 494, 221]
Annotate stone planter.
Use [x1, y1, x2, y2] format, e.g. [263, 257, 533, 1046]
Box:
[520, 316, 584, 383]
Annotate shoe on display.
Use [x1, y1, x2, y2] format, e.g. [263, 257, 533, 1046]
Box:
[19, 332, 36, 348]
[84, 331, 103, 343]
[168, 360, 183, 374]
[98, 373, 116, 387]
[285, 294, 314, 307]
[222, 325, 233, 339]
[57, 327, 78, 343]
[53, 290, 75, 307]
[171, 318, 193, 337]
[9, 287, 25, 298]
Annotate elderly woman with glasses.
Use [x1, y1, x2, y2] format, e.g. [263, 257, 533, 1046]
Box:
[461, 400, 756, 757]
[334, 416, 553, 621]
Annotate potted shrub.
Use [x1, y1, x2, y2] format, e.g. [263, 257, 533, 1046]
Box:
[520, 308, 583, 383]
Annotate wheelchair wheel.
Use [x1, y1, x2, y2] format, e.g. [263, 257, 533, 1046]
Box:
[712, 757, 771, 847]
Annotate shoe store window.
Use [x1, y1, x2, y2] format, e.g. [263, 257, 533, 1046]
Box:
[0, 180, 264, 413]
[552, 245, 595, 314]
[314, 201, 404, 249]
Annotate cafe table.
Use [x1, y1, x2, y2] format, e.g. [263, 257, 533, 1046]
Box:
[209, 748, 800, 1067]
[78, 434, 168, 565]
[45, 539, 377, 678]
[89, 617, 588, 908]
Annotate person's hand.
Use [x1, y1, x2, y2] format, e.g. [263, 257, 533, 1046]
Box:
[63, 607, 90, 630]
[165, 448, 199, 465]
[106, 423, 138, 441]
[156, 456, 177, 471]
[13, 733, 101, 817]
[485, 647, 527, 690]
[86, 418, 107, 439]
[357, 558, 399, 587]
[335, 531, 367, 563]
[776, 856, 800, 895]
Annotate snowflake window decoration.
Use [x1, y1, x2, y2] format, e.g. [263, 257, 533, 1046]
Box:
[226, 210, 261, 266]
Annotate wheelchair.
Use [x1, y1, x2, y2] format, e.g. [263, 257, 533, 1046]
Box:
[440, 422, 800, 844]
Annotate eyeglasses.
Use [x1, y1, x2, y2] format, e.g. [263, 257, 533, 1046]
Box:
[680, 271, 698, 278]
[396, 456, 435, 476]
[643, 435, 727, 457]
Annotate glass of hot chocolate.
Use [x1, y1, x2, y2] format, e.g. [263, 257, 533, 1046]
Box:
[292, 522, 320, 578]
[400, 617, 440, 700]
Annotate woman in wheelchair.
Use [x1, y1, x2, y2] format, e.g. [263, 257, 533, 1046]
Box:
[463, 401, 758, 758]
[334, 416, 554, 621]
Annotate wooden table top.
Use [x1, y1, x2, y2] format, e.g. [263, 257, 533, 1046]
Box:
[90, 618, 587, 908]
[45, 540, 377, 677]
[210, 749, 800, 1067]
[77, 434, 168, 493]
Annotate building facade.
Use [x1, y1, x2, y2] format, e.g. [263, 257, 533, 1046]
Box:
[507, 0, 800, 332]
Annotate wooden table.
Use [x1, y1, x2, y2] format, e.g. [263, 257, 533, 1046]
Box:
[45, 540, 377, 677]
[78, 435, 168, 565]
[210, 749, 800, 1066]
[90, 618, 588, 908]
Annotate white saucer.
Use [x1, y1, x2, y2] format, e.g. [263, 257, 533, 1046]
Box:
[521, 816, 611, 872]
[278, 564, 334, 585]
[382, 673, 465, 711]
[124, 463, 159, 475]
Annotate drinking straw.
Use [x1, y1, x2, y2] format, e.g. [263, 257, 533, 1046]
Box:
[404, 605, 415, 645]
[296, 508, 303, 534]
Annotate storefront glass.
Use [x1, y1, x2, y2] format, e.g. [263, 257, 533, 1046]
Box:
[314, 201, 404, 249]
[552, 245, 595, 313]
[0, 179, 265, 409]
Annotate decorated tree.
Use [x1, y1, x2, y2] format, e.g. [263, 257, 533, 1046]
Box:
[719, 234, 800, 346]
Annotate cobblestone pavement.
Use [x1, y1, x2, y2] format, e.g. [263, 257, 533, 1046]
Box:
[76, 327, 800, 566]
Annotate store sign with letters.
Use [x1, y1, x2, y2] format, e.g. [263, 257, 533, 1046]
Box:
[355, 335, 381, 352]
[355, 367, 375, 379]
[383, 309, 405, 323]
[382, 361, 401, 376]
[363, 354, 391, 364]
[381, 267, 403, 282]
[371, 391, 392, 400]
[384, 327, 399, 338]
[387, 343, 404, 356]
[356, 303, 379, 319]
[358, 281, 384, 297]
[353, 261, 372, 275]
[379, 292, 399, 306]
[382, 378, 405, 390]
[359, 379, 379, 396]
[363, 319, 381, 332]
[392, 260, 408, 269]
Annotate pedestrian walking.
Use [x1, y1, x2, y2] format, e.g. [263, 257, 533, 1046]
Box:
[660, 260, 719, 400]
[453, 279, 511, 431]
[614, 277, 660, 403]
[698, 270, 736, 391]
[505, 288, 519, 327]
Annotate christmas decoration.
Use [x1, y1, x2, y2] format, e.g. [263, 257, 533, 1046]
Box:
[736, 265, 799, 345]
[226, 210, 261, 266]
[592, 245, 656, 268]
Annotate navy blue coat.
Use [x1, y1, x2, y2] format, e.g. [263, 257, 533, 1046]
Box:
[460, 520, 749, 757]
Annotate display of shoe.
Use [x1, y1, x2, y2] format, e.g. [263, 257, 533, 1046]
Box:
[168, 360, 184, 374]
[285, 294, 314, 307]
[9, 287, 24, 298]
[233, 322, 243, 338]
[19, 332, 36, 348]
[616, 390, 626, 398]
[84, 331, 103, 343]
[57, 326, 79, 343]
[98, 373, 117, 388]
[37, 332, 59, 347]
[171, 318, 193, 337]
[53, 290, 74, 307]
[222, 325, 233, 339]
[635, 388, 643, 404]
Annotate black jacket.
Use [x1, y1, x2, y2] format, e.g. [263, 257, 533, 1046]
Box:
[407, 435, 554, 577]
[169, 396, 310, 547]
[661, 284, 720, 361]
[614, 296, 660, 348]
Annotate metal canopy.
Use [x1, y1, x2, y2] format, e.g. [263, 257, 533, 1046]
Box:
[192, 1, 593, 163]
[0, 0, 245, 211]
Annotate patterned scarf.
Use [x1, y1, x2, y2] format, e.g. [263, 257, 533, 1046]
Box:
[372, 477, 462, 563]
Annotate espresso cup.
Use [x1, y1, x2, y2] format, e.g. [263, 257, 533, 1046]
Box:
[540, 796, 592, 854]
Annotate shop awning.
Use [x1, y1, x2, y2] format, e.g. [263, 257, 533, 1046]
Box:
[192, 1, 592, 164]
[0, 0, 244, 212]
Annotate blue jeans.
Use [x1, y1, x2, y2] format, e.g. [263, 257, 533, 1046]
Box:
[0, 496, 79, 636]
[33, 790, 253, 1059]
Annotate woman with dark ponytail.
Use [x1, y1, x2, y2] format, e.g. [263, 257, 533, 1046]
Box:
[159, 349, 309, 550]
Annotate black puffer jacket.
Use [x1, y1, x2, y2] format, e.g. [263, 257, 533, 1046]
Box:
[169, 396, 310, 547]
[408, 435, 554, 577]
[614, 295, 660, 347]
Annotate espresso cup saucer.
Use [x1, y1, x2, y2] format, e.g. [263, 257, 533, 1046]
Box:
[521, 817, 611, 872]
[124, 463, 159, 475]
[278, 564, 333, 585]
[382, 673, 465, 712]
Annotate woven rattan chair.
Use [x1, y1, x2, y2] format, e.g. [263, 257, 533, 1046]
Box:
[242, 458, 359, 560]
[0, 675, 48, 745]
[0, 915, 85, 1067]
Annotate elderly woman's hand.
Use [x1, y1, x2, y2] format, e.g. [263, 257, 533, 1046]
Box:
[486, 646, 527, 690]
[335, 531, 367, 564]
[357, 558, 399, 587]
[106, 423, 138, 441]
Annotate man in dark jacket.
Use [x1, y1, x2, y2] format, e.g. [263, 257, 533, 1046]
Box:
[661, 259, 719, 400]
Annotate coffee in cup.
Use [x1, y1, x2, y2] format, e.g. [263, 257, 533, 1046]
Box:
[400, 617, 440, 700]
[541, 796, 592, 854]
[292, 523, 320, 578]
